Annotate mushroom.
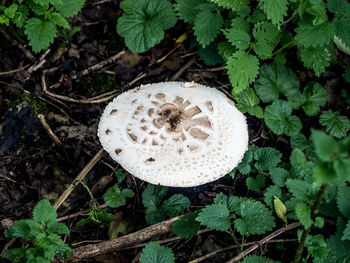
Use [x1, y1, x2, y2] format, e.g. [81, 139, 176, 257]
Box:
[98, 82, 248, 187]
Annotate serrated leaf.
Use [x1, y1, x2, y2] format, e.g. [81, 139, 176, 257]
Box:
[246, 174, 266, 192]
[47, 222, 70, 234]
[218, 41, 236, 61]
[337, 186, 350, 218]
[342, 220, 350, 241]
[259, 0, 288, 25]
[214, 193, 246, 215]
[227, 51, 259, 92]
[117, 0, 177, 53]
[305, 234, 328, 260]
[300, 46, 332, 77]
[231, 17, 250, 33]
[296, 202, 313, 229]
[264, 100, 302, 136]
[314, 216, 325, 228]
[53, 0, 85, 18]
[24, 18, 57, 53]
[265, 186, 282, 208]
[317, 233, 350, 263]
[234, 199, 275, 236]
[254, 147, 282, 171]
[33, 199, 57, 225]
[295, 21, 335, 47]
[142, 184, 168, 209]
[254, 63, 303, 109]
[319, 110, 350, 139]
[196, 203, 231, 231]
[197, 42, 223, 65]
[3, 248, 26, 262]
[270, 167, 289, 187]
[194, 9, 223, 48]
[49, 12, 70, 28]
[302, 82, 327, 116]
[224, 28, 251, 50]
[307, 1, 327, 25]
[171, 211, 200, 239]
[234, 88, 264, 118]
[286, 179, 313, 201]
[235, 145, 255, 175]
[311, 129, 340, 161]
[160, 194, 190, 218]
[33, 0, 50, 6]
[140, 242, 175, 263]
[104, 184, 134, 208]
[333, 16, 350, 49]
[240, 255, 281, 263]
[5, 219, 40, 240]
[289, 148, 312, 179]
[210, 0, 249, 10]
[174, 0, 204, 23]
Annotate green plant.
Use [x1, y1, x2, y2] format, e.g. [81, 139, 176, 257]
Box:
[4, 199, 71, 263]
[0, 0, 85, 52]
[140, 242, 175, 263]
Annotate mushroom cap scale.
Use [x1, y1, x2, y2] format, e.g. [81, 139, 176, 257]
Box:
[98, 82, 249, 187]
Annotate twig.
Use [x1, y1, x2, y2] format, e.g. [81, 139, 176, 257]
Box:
[170, 57, 196, 81]
[128, 72, 148, 87]
[26, 49, 50, 75]
[0, 65, 29, 76]
[57, 204, 107, 222]
[189, 239, 298, 263]
[156, 45, 182, 64]
[37, 114, 64, 147]
[71, 50, 125, 80]
[68, 215, 183, 261]
[54, 148, 105, 210]
[188, 66, 226, 72]
[0, 238, 16, 257]
[226, 222, 301, 263]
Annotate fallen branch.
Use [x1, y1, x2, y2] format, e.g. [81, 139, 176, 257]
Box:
[68, 215, 183, 261]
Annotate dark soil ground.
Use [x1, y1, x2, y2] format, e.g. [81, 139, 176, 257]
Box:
[0, 1, 349, 262]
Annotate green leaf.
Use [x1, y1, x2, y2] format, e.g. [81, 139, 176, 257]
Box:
[174, 0, 204, 23]
[240, 255, 281, 263]
[160, 194, 190, 218]
[305, 234, 328, 260]
[47, 222, 70, 235]
[259, 0, 288, 25]
[5, 219, 40, 240]
[334, 158, 350, 181]
[254, 63, 303, 109]
[210, 0, 249, 10]
[246, 174, 266, 192]
[286, 179, 313, 202]
[117, 0, 177, 53]
[270, 167, 289, 187]
[227, 51, 259, 93]
[194, 9, 223, 48]
[115, 170, 126, 184]
[224, 28, 251, 50]
[234, 88, 264, 118]
[264, 100, 302, 136]
[234, 199, 275, 236]
[319, 110, 350, 139]
[196, 203, 231, 231]
[302, 82, 327, 116]
[264, 185, 282, 208]
[252, 22, 280, 59]
[49, 12, 70, 28]
[235, 145, 255, 175]
[314, 216, 325, 228]
[142, 184, 168, 209]
[333, 16, 350, 49]
[3, 248, 26, 262]
[214, 192, 243, 214]
[337, 186, 350, 218]
[342, 220, 350, 241]
[24, 18, 57, 53]
[273, 195, 287, 224]
[197, 42, 223, 66]
[33, 199, 57, 225]
[296, 202, 313, 229]
[104, 184, 134, 208]
[300, 46, 332, 77]
[295, 22, 335, 47]
[318, 233, 350, 263]
[53, 0, 85, 18]
[289, 148, 312, 179]
[171, 211, 200, 239]
[254, 147, 282, 171]
[140, 242, 175, 263]
[145, 207, 166, 225]
[311, 129, 340, 161]
[33, 0, 50, 6]
[327, 0, 349, 13]
[313, 160, 337, 185]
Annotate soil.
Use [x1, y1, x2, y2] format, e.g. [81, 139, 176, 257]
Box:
[0, 1, 349, 263]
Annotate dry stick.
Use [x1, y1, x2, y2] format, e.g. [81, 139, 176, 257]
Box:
[71, 50, 125, 80]
[189, 239, 298, 263]
[26, 49, 50, 75]
[0, 64, 29, 76]
[226, 222, 301, 263]
[68, 215, 183, 261]
[54, 148, 105, 210]
[170, 57, 196, 81]
[37, 114, 64, 147]
[188, 66, 226, 72]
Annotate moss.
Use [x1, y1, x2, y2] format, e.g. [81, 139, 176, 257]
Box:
[5, 92, 48, 116]
[90, 73, 119, 93]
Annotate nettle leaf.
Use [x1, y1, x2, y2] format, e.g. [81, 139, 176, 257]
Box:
[254, 63, 303, 109]
[259, 0, 288, 25]
[196, 203, 231, 231]
[47, 222, 70, 235]
[313, 160, 337, 185]
[103, 184, 134, 208]
[311, 129, 340, 162]
[160, 194, 190, 218]
[49, 12, 70, 29]
[289, 148, 313, 179]
[305, 234, 328, 260]
[264, 100, 302, 136]
[302, 82, 327, 116]
[234, 88, 264, 118]
[270, 167, 289, 187]
[246, 174, 266, 192]
[319, 110, 350, 139]
[24, 18, 57, 53]
[5, 219, 40, 240]
[319, 232, 350, 263]
[342, 220, 350, 241]
[327, 0, 349, 14]
[3, 248, 26, 262]
[296, 202, 313, 229]
[27, 1, 48, 15]
[174, 0, 204, 24]
[300, 46, 332, 77]
[333, 16, 350, 49]
[210, 0, 249, 10]
[234, 199, 275, 236]
[142, 184, 168, 209]
[33, 0, 50, 6]
[235, 145, 255, 175]
[337, 186, 350, 218]
[140, 242, 175, 263]
[218, 41, 236, 61]
[33, 199, 57, 225]
[117, 0, 177, 53]
[307, 1, 327, 25]
[227, 51, 259, 93]
[194, 9, 223, 48]
[171, 211, 200, 239]
[264, 185, 282, 208]
[53, 0, 85, 18]
[224, 28, 251, 50]
[231, 17, 251, 33]
[252, 22, 280, 59]
[240, 255, 281, 263]
[11, 5, 28, 28]
[286, 179, 313, 202]
[254, 147, 282, 171]
[197, 42, 223, 66]
[295, 21, 335, 47]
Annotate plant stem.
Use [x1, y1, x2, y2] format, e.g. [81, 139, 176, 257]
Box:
[293, 184, 327, 263]
[272, 40, 296, 56]
[80, 181, 95, 200]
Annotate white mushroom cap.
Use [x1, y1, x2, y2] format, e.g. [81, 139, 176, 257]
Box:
[98, 82, 248, 187]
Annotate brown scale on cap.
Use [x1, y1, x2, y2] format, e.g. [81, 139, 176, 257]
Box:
[115, 149, 122, 155]
[110, 109, 118, 115]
